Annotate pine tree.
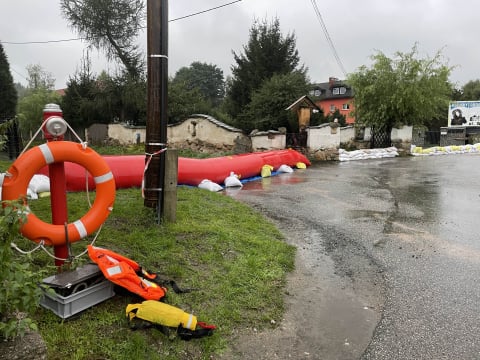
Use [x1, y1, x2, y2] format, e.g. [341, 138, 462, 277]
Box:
[0, 42, 18, 121]
[225, 18, 305, 120]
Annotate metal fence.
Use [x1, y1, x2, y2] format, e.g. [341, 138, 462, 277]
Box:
[370, 126, 392, 148]
[286, 132, 307, 149]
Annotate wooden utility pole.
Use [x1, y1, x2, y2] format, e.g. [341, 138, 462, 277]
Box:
[144, 0, 168, 216]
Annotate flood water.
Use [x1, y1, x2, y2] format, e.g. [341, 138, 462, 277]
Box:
[229, 154, 480, 359]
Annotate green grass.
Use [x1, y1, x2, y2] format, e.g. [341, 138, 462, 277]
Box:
[7, 167, 295, 359]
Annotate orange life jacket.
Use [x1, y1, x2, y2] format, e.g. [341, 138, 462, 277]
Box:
[87, 245, 167, 301]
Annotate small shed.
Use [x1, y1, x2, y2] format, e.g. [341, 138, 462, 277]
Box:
[286, 95, 321, 130]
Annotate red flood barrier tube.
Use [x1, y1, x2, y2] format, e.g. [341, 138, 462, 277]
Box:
[37, 149, 311, 192]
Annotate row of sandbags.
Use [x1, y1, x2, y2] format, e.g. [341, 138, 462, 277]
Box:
[198, 164, 301, 192]
[410, 144, 480, 156]
[339, 147, 399, 161]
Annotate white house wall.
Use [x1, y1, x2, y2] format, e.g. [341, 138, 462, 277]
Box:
[251, 133, 286, 151]
[340, 126, 355, 143]
[307, 125, 340, 149]
[391, 125, 413, 142]
[168, 118, 241, 146]
[108, 124, 146, 144]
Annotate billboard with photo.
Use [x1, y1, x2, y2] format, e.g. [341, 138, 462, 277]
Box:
[448, 101, 480, 127]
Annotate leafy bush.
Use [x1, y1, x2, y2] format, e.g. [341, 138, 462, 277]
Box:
[0, 199, 45, 339]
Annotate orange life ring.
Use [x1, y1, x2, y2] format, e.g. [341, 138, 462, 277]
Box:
[1, 141, 116, 246]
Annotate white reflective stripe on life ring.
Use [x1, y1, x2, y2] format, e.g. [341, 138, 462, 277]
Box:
[73, 220, 88, 238]
[94, 172, 114, 184]
[39, 143, 55, 164]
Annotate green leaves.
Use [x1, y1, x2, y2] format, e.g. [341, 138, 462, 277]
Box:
[226, 17, 306, 122]
[237, 72, 309, 132]
[0, 43, 17, 121]
[172, 62, 225, 108]
[0, 200, 44, 340]
[347, 44, 453, 128]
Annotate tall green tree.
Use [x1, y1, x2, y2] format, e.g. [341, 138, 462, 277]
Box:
[236, 72, 308, 132]
[117, 71, 147, 125]
[62, 54, 113, 128]
[168, 80, 210, 124]
[347, 44, 452, 130]
[460, 79, 480, 100]
[0, 43, 17, 121]
[60, 0, 146, 78]
[16, 65, 60, 137]
[26, 64, 55, 90]
[172, 62, 225, 107]
[225, 18, 306, 120]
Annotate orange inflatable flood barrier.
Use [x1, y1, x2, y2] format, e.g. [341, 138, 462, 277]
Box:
[37, 149, 311, 192]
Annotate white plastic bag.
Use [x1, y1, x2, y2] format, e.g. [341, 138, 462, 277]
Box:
[198, 179, 223, 192]
[28, 174, 51, 194]
[224, 172, 243, 188]
[277, 164, 293, 173]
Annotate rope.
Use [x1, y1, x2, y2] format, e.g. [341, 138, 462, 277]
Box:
[20, 118, 51, 156]
[10, 212, 104, 262]
[11, 240, 45, 254]
[142, 148, 167, 198]
[20, 117, 87, 156]
[11, 115, 101, 262]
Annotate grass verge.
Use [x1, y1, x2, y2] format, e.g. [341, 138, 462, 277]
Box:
[12, 184, 295, 359]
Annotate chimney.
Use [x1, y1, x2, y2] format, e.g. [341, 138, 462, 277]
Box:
[329, 77, 338, 87]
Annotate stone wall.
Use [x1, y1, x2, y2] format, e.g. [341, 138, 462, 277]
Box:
[250, 130, 286, 151]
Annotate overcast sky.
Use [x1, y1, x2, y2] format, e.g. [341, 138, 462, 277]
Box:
[1, 0, 479, 90]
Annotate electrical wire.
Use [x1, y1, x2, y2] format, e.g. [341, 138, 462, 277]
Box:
[170, 0, 242, 22]
[309, 0, 347, 77]
[2, 0, 242, 45]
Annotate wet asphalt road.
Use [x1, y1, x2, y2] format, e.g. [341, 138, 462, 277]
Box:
[230, 154, 480, 360]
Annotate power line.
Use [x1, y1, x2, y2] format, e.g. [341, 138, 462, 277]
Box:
[10, 66, 28, 81]
[170, 0, 242, 22]
[2, 0, 242, 45]
[309, 0, 347, 77]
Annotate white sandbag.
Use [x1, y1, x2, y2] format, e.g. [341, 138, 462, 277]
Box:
[339, 147, 399, 161]
[198, 179, 223, 192]
[277, 164, 294, 173]
[224, 172, 243, 188]
[27, 187, 38, 200]
[28, 174, 50, 193]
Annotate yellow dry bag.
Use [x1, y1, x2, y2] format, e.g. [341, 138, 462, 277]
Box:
[126, 300, 215, 340]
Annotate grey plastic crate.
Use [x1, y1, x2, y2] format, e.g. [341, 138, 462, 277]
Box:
[41, 279, 115, 319]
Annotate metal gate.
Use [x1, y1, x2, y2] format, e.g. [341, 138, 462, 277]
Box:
[425, 131, 440, 146]
[286, 132, 307, 149]
[370, 126, 392, 148]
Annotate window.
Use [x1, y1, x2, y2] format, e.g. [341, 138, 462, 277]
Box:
[333, 87, 347, 95]
[314, 89, 321, 96]
[342, 103, 350, 110]
[330, 104, 335, 112]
